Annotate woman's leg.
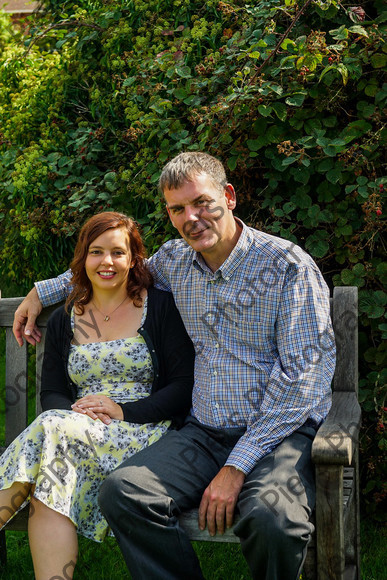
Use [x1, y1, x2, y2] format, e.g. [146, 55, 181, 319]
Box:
[0, 481, 32, 527]
[28, 496, 78, 580]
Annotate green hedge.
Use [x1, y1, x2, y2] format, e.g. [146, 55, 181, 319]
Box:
[0, 0, 386, 517]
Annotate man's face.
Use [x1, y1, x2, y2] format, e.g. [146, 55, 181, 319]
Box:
[164, 173, 237, 258]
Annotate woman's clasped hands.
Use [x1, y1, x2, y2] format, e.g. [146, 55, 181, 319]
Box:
[71, 394, 124, 424]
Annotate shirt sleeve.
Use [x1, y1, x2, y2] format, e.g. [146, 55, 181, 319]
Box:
[147, 245, 173, 292]
[35, 270, 73, 307]
[225, 264, 336, 474]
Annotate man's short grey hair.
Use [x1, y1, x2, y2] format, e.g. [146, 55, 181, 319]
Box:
[159, 152, 228, 195]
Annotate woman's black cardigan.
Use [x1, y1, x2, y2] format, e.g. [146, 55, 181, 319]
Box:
[40, 287, 195, 428]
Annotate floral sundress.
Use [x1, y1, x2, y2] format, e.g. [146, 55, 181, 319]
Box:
[0, 300, 170, 541]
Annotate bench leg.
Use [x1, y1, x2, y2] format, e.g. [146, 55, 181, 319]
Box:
[316, 465, 344, 580]
[345, 450, 361, 579]
[0, 530, 7, 566]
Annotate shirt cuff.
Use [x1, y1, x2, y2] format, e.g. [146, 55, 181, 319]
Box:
[225, 445, 263, 475]
[35, 271, 73, 307]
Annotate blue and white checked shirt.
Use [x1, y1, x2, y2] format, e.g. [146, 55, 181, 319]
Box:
[36, 219, 335, 474]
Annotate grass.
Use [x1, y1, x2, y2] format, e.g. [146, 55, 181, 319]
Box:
[0, 520, 385, 579]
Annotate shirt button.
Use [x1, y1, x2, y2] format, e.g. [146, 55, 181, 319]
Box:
[213, 370, 217, 376]
[224, 276, 229, 281]
[215, 343, 219, 349]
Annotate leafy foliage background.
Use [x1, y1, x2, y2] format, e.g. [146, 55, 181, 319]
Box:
[0, 0, 385, 517]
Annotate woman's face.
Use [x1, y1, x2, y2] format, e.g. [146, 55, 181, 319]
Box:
[85, 227, 132, 293]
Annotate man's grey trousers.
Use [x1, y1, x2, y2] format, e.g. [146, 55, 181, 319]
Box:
[99, 417, 316, 580]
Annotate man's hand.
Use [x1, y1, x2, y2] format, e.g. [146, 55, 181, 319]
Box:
[198, 466, 245, 536]
[13, 287, 43, 347]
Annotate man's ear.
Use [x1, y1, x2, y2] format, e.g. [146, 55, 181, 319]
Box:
[224, 184, 236, 210]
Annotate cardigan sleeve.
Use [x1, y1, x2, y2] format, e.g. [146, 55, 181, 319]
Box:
[119, 291, 194, 426]
[40, 307, 74, 411]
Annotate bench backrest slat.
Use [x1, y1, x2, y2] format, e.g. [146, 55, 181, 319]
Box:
[331, 287, 358, 394]
[35, 328, 48, 417]
[5, 329, 28, 445]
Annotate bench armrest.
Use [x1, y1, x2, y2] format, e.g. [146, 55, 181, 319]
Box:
[311, 391, 361, 466]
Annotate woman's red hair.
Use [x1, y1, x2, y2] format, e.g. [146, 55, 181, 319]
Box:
[66, 212, 152, 314]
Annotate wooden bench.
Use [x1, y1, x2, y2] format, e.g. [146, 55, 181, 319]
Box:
[0, 287, 361, 579]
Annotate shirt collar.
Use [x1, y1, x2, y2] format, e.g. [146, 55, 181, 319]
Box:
[192, 218, 254, 280]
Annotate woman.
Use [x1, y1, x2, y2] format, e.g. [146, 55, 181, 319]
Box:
[0, 212, 194, 579]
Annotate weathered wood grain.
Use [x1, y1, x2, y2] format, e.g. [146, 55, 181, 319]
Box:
[311, 391, 361, 465]
[4, 329, 28, 446]
[315, 465, 344, 580]
[332, 287, 358, 394]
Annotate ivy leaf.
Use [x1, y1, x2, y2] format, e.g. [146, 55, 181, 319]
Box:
[357, 176, 368, 186]
[340, 120, 372, 142]
[291, 191, 312, 209]
[150, 171, 161, 183]
[247, 139, 263, 151]
[326, 168, 342, 184]
[175, 65, 191, 78]
[283, 202, 296, 214]
[329, 25, 349, 41]
[305, 231, 330, 258]
[292, 166, 310, 184]
[319, 64, 348, 86]
[322, 145, 338, 157]
[348, 25, 369, 37]
[285, 92, 306, 107]
[281, 38, 297, 51]
[279, 55, 297, 69]
[122, 77, 137, 87]
[337, 63, 349, 85]
[46, 152, 61, 164]
[173, 88, 188, 100]
[360, 290, 387, 316]
[258, 104, 273, 117]
[322, 116, 337, 128]
[183, 95, 202, 106]
[281, 156, 297, 166]
[378, 323, 387, 339]
[364, 83, 378, 97]
[317, 158, 334, 172]
[271, 102, 287, 121]
[370, 53, 387, 69]
[228, 156, 238, 171]
[267, 83, 283, 96]
[358, 102, 375, 119]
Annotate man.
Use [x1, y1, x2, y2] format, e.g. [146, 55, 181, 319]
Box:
[14, 152, 335, 579]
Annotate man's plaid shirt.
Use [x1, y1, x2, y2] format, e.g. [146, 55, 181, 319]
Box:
[36, 219, 335, 474]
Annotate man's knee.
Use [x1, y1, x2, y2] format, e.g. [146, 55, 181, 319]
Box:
[99, 468, 127, 516]
[237, 503, 281, 539]
[236, 498, 312, 544]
